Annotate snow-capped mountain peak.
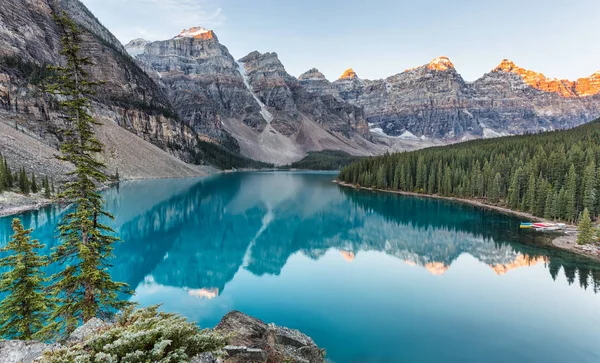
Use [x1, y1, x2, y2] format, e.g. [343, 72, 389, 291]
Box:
[174, 26, 215, 40]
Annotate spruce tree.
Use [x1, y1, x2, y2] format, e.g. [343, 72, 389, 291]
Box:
[45, 12, 130, 335]
[43, 176, 51, 198]
[5, 159, 13, 188]
[582, 162, 596, 214]
[0, 219, 51, 340]
[577, 208, 594, 245]
[30, 173, 38, 194]
[565, 166, 578, 223]
[19, 168, 30, 194]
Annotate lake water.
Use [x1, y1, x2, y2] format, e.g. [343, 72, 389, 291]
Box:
[1, 171, 600, 362]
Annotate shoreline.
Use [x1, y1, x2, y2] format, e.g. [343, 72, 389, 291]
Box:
[0, 171, 219, 219]
[333, 180, 600, 262]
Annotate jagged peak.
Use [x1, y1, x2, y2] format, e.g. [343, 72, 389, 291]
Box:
[299, 68, 327, 80]
[491, 59, 594, 97]
[239, 51, 280, 63]
[174, 26, 216, 40]
[427, 56, 454, 71]
[494, 58, 519, 73]
[339, 68, 358, 80]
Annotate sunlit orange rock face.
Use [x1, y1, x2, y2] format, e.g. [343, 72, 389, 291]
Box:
[494, 59, 600, 97]
[427, 56, 455, 71]
[575, 71, 600, 97]
[339, 68, 358, 80]
[490, 255, 548, 275]
[424, 262, 450, 276]
[175, 27, 215, 40]
[340, 250, 355, 262]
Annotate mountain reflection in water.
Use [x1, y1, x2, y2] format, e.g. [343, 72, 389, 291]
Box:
[2, 172, 600, 363]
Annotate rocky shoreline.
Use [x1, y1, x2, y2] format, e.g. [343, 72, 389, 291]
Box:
[0, 192, 54, 218]
[0, 311, 325, 363]
[334, 180, 600, 262]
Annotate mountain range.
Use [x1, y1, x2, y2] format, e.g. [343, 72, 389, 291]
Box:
[1, 0, 600, 175]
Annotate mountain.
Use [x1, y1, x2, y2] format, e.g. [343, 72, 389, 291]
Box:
[126, 29, 383, 165]
[0, 0, 210, 179]
[323, 57, 600, 139]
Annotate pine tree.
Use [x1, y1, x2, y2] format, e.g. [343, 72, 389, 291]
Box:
[44, 12, 130, 335]
[0, 219, 51, 340]
[115, 168, 119, 181]
[582, 161, 596, 214]
[544, 187, 554, 220]
[565, 165, 578, 223]
[4, 159, 13, 188]
[489, 173, 502, 203]
[19, 168, 30, 194]
[30, 173, 38, 194]
[43, 176, 51, 198]
[577, 208, 594, 245]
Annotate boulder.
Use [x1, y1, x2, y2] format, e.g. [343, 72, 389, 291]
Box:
[222, 346, 268, 363]
[214, 311, 325, 363]
[67, 317, 108, 344]
[0, 340, 48, 363]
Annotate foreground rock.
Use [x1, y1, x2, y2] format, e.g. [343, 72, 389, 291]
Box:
[0, 311, 325, 363]
[211, 311, 325, 363]
[0, 341, 48, 363]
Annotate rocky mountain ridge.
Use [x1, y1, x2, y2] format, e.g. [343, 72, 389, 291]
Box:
[126, 28, 385, 165]
[317, 57, 600, 139]
[0, 0, 212, 180]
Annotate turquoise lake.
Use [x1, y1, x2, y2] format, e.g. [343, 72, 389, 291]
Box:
[1, 171, 600, 362]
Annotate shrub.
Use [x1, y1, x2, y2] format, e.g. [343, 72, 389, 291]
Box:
[42, 306, 228, 362]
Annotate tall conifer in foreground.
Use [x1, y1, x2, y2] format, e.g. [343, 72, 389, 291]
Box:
[45, 12, 129, 335]
[0, 219, 51, 340]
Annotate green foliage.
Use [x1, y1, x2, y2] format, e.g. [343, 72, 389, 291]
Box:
[44, 11, 130, 335]
[42, 305, 228, 363]
[0, 154, 13, 193]
[194, 140, 273, 170]
[339, 119, 600, 222]
[285, 150, 363, 170]
[19, 167, 30, 194]
[0, 219, 51, 340]
[43, 176, 51, 198]
[30, 173, 38, 194]
[577, 208, 594, 245]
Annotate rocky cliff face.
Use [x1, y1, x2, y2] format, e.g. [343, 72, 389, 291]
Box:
[127, 30, 374, 164]
[0, 0, 204, 179]
[321, 57, 600, 139]
[129, 28, 266, 143]
[239, 51, 370, 139]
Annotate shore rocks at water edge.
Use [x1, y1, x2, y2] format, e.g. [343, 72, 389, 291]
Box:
[0, 311, 325, 363]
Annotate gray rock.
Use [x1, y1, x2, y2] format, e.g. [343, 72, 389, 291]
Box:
[222, 346, 267, 363]
[0, 340, 48, 363]
[67, 317, 107, 343]
[268, 324, 316, 348]
[191, 352, 222, 363]
[214, 311, 325, 363]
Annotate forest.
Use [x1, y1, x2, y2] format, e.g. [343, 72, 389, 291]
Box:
[339, 120, 600, 223]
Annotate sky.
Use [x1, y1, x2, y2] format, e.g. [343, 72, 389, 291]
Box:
[80, 0, 600, 82]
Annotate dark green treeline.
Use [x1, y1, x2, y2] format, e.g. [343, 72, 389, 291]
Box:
[339, 119, 600, 223]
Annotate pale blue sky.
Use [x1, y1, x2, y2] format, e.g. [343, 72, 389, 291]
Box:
[81, 0, 600, 82]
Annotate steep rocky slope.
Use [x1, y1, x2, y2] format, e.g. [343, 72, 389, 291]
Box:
[127, 29, 379, 165]
[0, 0, 205, 179]
[323, 57, 600, 139]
